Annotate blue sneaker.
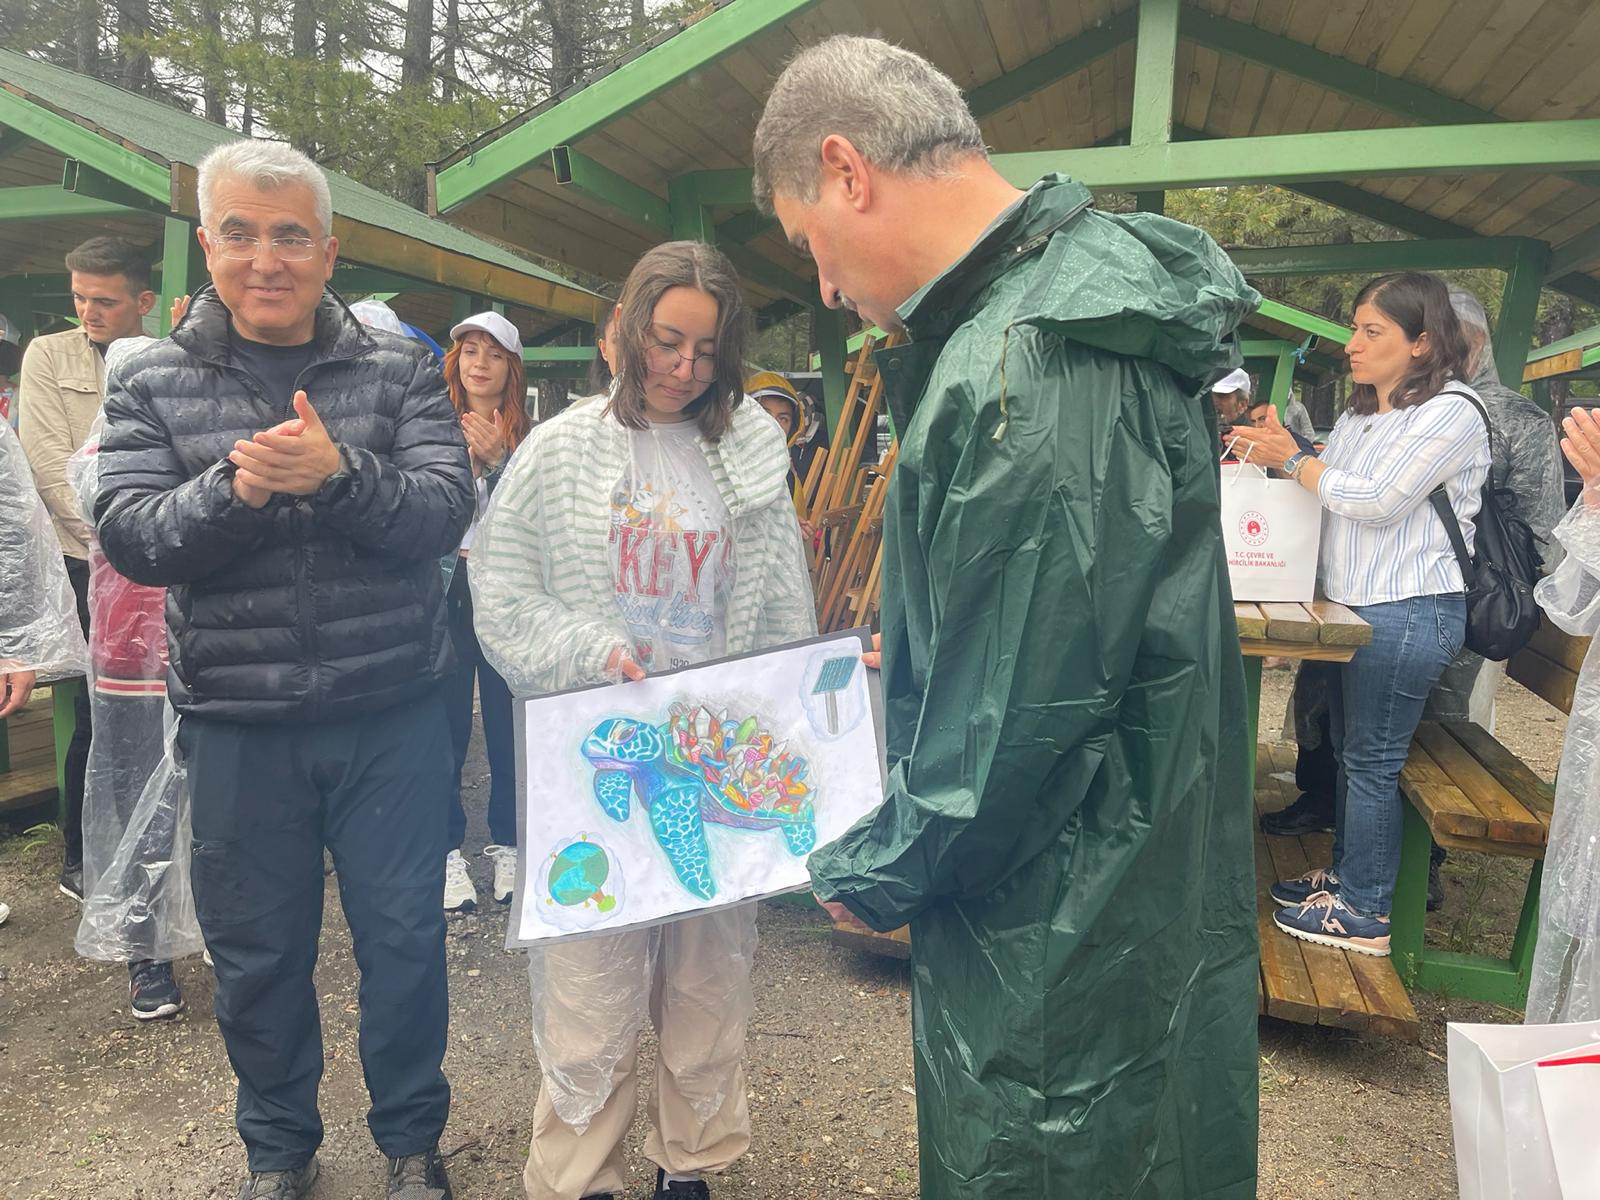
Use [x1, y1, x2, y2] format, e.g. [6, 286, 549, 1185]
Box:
[1273, 891, 1391, 957]
[1269, 868, 1339, 908]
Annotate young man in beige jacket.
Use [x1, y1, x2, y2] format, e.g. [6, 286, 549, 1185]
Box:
[18, 236, 154, 905]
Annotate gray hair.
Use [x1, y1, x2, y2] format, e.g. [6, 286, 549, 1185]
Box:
[753, 35, 986, 216]
[197, 140, 334, 238]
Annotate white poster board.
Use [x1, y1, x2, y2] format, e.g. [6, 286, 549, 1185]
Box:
[508, 629, 885, 947]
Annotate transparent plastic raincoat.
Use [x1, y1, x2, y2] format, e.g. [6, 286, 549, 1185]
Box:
[471, 391, 814, 1130]
[67, 338, 204, 964]
[0, 418, 88, 683]
[1527, 495, 1600, 1022]
[1426, 290, 1566, 722]
[807, 177, 1261, 1199]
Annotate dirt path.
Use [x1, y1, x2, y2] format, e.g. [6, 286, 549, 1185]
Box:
[0, 669, 1567, 1198]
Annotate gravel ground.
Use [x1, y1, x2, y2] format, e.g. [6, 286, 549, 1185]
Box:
[0, 668, 1568, 1198]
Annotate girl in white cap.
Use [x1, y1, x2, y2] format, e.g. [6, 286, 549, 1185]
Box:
[440, 311, 530, 911]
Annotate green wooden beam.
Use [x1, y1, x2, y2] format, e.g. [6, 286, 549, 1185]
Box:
[1492, 239, 1551, 388]
[432, 0, 820, 213]
[1131, 0, 1180, 145]
[966, 10, 1135, 119]
[1134, 191, 1165, 214]
[552, 145, 670, 236]
[993, 119, 1600, 192]
[158, 217, 192, 336]
[0, 185, 144, 222]
[1255, 297, 1350, 345]
[1284, 181, 1476, 242]
[1182, 8, 1600, 191]
[1230, 236, 1543, 277]
[62, 159, 168, 213]
[814, 304, 849, 438]
[675, 169, 757, 209]
[332, 265, 447, 295]
[0, 127, 29, 161]
[0, 89, 170, 202]
[667, 175, 715, 242]
[717, 210, 773, 245]
[522, 345, 595, 363]
[722, 243, 814, 306]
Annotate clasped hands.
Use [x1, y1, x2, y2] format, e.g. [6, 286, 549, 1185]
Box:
[229, 390, 343, 509]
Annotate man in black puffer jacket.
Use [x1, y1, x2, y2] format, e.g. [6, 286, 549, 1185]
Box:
[94, 141, 472, 1200]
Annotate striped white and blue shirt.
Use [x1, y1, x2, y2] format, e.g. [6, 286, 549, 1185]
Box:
[1315, 383, 1491, 607]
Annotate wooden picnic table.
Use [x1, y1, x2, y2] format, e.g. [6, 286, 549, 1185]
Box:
[1235, 598, 1371, 749]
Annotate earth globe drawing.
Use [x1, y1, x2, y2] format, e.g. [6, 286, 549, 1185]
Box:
[539, 835, 624, 929]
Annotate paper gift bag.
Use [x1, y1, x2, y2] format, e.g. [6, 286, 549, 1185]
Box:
[1219, 458, 1322, 602]
[1448, 1021, 1600, 1200]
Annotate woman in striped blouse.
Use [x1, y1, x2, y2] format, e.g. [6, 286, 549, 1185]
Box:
[1232, 271, 1490, 957]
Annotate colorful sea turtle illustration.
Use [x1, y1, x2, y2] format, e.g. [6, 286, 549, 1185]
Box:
[581, 714, 817, 901]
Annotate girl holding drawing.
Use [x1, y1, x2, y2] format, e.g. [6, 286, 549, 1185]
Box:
[470, 241, 815, 1200]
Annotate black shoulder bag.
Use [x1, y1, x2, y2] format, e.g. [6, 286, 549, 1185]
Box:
[1427, 388, 1544, 661]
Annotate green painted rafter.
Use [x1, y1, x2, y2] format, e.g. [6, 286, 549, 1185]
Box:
[432, 0, 820, 213]
[0, 184, 144, 221]
[1255, 297, 1349, 344]
[0, 89, 169, 201]
[965, 11, 1135, 119]
[992, 119, 1600, 193]
[1131, 0, 1180, 146]
[1230, 237, 1543, 276]
[552, 145, 670, 236]
[63, 159, 168, 212]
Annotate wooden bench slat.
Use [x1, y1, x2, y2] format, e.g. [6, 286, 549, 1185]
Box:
[1308, 600, 1373, 647]
[1507, 646, 1578, 715]
[1234, 602, 1268, 640]
[1400, 739, 1488, 840]
[1443, 720, 1556, 826]
[1240, 640, 1362, 662]
[1527, 618, 1590, 675]
[1260, 601, 1320, 643]
[1413, 723, 1546, 847]
[0, 760, 57, 812]
[1347, 952, 1421, 1041]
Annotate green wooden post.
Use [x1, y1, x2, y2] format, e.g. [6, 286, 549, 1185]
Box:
[668, 175, 715, 243]
[53, 677, 81, 815]
[1251, 355, 1277, 419]
[1273, 344, 1296, 419]
[450, 293, 475, 323]
[1531, 378, 1551, 413]
[158, 217, 192, 336]
[1134, 192, 1165, 214]
[1390, 800, 1433, 988]
[1130, 0, 1180, 146]
[1493, 240, 1552, 390]
[814, 305, 849, 440]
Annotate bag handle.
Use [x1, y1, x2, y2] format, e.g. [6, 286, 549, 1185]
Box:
[1221, 437, 1269, 484]
[1429, 487, 1475, 582]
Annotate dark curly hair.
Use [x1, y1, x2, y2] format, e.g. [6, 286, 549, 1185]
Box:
[1348, 272, 1471, 416]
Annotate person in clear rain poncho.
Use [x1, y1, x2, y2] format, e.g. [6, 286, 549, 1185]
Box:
[1527, 405, 1600, 1023]
[470, 242, 814, 1200]
[69, 336, 205, 1019]
[0, 415, 91, 928]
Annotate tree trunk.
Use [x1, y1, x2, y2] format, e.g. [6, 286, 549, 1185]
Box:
[292, 0, 317, 60]
[115, 0, 152, 93]
[76, 0, 99, 75]
[441, 0, 458, 101]
[544, 0, 582, 93]
[630, 0, 646, 43]
[198, 0, 226, 123]
[241, 2, 262, 136]
[402, 0, 434, 91]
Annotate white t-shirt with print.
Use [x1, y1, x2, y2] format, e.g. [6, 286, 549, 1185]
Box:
[608, 420, 735, 670]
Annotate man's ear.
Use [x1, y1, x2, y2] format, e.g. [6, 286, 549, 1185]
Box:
[818, 134, 873, 214]
[136, 289, 156, 316]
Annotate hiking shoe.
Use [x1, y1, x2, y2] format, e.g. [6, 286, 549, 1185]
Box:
[484, 844, 518, 905]
[1269, 868, 1340, 908]
[237, 1156, 319, 1199]
[655, 1168, 711, 1199]
[1273, 891, 1391, 957]
[59, 859, 84, 903]
[443, 849, 477, 913]
[1259, 791, 1336, 837]
[129, 959, 184, 1020]
[387, 1147, 452, 1199]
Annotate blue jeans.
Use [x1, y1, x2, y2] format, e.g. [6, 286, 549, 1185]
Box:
[1329, 594, 1466, 917]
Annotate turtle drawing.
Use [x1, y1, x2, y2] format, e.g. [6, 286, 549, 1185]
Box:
[580, 711, 817, 902]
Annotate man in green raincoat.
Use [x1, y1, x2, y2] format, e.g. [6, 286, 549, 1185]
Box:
[754, 36, 1260, 1199]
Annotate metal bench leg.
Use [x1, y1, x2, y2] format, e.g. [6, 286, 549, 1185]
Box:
[1390, 796, 1432, 988]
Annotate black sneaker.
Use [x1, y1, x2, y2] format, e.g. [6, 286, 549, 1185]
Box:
[129, 959, 184, 1020]
[655, 1168, 711, 1199]
[387, 1148, 452, 1199]
[58, 859, 84, 902]
[1259, 792, 1336, 837]
[237, 1157, 319, 1199]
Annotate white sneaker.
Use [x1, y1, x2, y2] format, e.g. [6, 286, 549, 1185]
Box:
[443, 849, 477, 913]
[484, 844, 518, 905]
[0, 900, 9, 927]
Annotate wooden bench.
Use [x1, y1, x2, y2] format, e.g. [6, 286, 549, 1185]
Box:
[1392, 613, 1589, 1006]
[0, 689, 64, 814]
[1255, 743, 1421, 1039]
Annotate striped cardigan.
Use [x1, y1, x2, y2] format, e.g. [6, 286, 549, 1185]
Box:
[470, 394, 818, 698]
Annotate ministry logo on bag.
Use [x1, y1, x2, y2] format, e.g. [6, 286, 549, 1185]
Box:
[1239, 510, 1269, 547]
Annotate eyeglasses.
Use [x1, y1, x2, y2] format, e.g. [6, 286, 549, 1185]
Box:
[209, 232, 324, 262]
[645, 340, 718, 384]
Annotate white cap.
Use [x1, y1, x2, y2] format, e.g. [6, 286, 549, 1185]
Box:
[449, 311, 522, 357]
[349, 298, 407, 336]
[0, 313, 17, 346]
[1212, 367, 1251, 396]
